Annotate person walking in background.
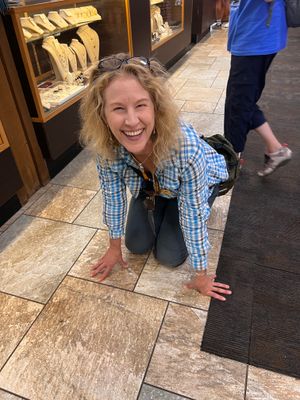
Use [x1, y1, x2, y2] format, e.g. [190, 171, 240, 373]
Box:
[224, 0, 292, 176]
[215, 0, 230, 29]
[80, 54, 232, 301]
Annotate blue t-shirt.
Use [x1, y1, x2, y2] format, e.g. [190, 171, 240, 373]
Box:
[228, 0, 287, 56]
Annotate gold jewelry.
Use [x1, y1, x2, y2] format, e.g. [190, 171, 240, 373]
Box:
[131, 150, 153, 173]
[76, 25, 100, 63]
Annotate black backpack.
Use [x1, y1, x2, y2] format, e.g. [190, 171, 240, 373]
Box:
[202, 134, 240, 196]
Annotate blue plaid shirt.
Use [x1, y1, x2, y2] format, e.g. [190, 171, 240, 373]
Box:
[97, 122, 228, 271]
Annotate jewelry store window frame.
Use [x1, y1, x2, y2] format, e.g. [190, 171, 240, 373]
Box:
[8, 0, 133, 124]
[150, 0, 184, 51]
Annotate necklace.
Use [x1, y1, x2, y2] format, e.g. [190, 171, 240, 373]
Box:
[131, 150, 153, 173]
[77, 26, 99, 63]
[70, 39, 87, 69]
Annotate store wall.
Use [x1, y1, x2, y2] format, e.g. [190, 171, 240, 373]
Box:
[0, 16, 48, 210]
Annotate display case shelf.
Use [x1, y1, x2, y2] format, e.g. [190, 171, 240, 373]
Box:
[150, 0, 184, 51]
[25, 20, 99, 44]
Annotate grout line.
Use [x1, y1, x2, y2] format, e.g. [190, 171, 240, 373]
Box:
[244, 364, 249, 400]
[135, 302, 170, 400]
[0, 388, 29, 400]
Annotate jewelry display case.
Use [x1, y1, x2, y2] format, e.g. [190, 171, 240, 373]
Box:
[150, 0, 184, 51]
[4, 0, 132, 170]
[8, 0, 132, 123]
[129, 0, 191, 68]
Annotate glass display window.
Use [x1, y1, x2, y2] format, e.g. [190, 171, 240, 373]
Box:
[8, 0, 132, 122]
[150, 0, 184, 50]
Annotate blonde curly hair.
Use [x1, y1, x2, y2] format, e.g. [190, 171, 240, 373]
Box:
[79, 54, 181, 166]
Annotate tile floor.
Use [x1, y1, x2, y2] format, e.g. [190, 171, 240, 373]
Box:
[0, 29, 299, 400]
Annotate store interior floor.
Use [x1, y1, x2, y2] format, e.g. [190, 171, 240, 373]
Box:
[0, 29, 298, 400]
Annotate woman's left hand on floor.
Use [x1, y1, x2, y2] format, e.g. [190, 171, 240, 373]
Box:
[186, 271, 232, 301]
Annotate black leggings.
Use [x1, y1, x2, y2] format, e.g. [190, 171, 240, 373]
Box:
[224, 53, 276, 153]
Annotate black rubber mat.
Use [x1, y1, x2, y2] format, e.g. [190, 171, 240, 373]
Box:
[201, 29, 300, 378]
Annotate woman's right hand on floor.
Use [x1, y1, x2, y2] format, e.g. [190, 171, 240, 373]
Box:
[90, 246, 128, 282]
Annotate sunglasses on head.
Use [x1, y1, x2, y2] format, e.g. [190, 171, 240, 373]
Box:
[97, 56, 151, 74]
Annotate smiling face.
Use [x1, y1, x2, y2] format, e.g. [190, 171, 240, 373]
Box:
[103, 74, 155, 157]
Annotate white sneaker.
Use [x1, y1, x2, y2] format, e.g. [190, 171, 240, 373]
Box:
[222, 22, 229, 28]
[210, 21, 222, 31]
[257, 146, 292, 177]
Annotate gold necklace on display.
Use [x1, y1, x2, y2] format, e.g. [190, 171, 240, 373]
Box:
[80, 32, 97, 61]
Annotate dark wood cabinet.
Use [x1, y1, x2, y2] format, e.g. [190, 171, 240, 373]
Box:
[192, 0, 216, 43]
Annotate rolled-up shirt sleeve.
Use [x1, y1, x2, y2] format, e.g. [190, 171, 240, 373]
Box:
[97, 160, 127, 239]
[177, 146, 211, 271]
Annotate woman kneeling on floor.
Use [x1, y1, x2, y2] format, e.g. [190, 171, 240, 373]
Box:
[80, 53, 232, 301]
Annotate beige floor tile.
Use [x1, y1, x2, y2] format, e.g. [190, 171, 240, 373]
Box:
[134, 228, 223, 310]
[208, 50, 230, 57]
[175, 86, 222, 102]
[212, 76, 229, 89]
[208, 195, 231, 231]
[51, 149, 99, 191]
[183, 78, 215, 88]
[168, 78, 187, 96]
[0, 293, 42, 368]
[69, 230, 148, 290]
[189, 49, 213, 58]
[214, 96, 225, 115]
[168, 64, 189, 79]
[218, 69, 230, 78]
[195, 44, 226, 51]
[145, 303, 247, 400]
[210, 58, 231, 72]
[26, 184, 96, 223]
[0, 215, 95, 303]
[0, 391, 24, 400]
[182, 101, 216, 113]
[187, 56, 216, 65]
[0, 277, 167, 400]
[74, 191, 106, 229]
[246, 366, 300, 400]
[135, 255, 209, 309]
[176, 66, 219, 80]
[180, 112, 224, 137]
[174, 100, 185, 110]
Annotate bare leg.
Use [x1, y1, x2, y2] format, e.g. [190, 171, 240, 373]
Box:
[216, 0, 224, 21]
[255, 122, 282, 154]
[216, 0, 229, 21]
[223, 0, 230, 21]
